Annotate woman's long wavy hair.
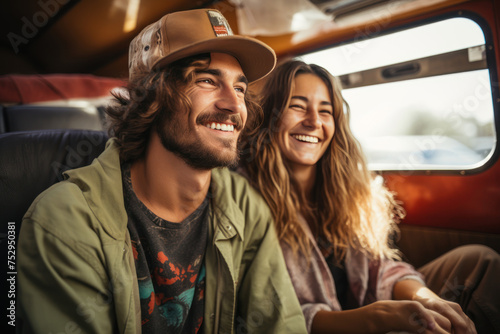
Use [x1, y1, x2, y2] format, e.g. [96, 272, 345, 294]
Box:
[106, 53, 262, 163]
[243, 60, 403, 262]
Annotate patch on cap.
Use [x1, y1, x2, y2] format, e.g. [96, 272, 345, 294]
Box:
[207, 10, 233, 37]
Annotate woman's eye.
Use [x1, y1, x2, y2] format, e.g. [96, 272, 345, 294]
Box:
[320, 109, 333, 115]
[289, 104, 305, 110]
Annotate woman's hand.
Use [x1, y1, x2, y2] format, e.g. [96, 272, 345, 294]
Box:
[366, 299, 448, 334]
[393, 279, 476, 334]
[311, 280, 478, 334]
[413, 295, 476, 334]
[312, 300, 450, 334]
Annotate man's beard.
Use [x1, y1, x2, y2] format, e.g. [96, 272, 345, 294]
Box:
[157, 111, 243, 170]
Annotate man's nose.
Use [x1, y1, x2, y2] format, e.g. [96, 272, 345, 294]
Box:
[215, 85, 245, 114]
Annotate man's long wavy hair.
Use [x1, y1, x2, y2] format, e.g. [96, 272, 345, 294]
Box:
[243, 60, 403, 262]
[106, 53, 262, 163]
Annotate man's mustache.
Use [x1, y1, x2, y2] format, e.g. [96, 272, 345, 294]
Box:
[197, 112, 244, 131]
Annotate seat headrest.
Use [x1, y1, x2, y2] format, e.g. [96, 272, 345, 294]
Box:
[4, 105, 105, 132]
[0, 129, 108, 226]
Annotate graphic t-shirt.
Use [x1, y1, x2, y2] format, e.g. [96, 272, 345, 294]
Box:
[123, 164, 209, 333]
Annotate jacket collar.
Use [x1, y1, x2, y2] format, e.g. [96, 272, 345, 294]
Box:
[208, 168, 245, 241]
[64, 138, 128, 240]
[63, 138, 245, 241]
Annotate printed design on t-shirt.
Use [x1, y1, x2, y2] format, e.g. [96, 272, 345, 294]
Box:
[159, 287, 194, 328]
[137, 250, 205, 331]
[131, 241, 139, 260]
[155, 251, 200, 285]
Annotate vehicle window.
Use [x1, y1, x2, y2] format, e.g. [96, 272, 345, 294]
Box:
[299, 17, 497, 173]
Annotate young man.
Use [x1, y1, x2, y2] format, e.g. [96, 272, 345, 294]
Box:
[17, 9, 307, 333]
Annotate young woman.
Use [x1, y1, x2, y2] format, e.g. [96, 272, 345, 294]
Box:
[242, 59, 499, 334]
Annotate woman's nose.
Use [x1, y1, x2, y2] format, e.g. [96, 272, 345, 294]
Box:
[302, 109, 321, 128]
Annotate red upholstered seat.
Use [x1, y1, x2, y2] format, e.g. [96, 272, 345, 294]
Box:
[0, 74, 125, 104]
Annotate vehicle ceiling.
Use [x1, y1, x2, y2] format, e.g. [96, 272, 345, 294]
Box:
[0, 0, 471, 78]
[0, 0, 225, 78]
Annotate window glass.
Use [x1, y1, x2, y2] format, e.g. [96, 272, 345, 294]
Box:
[299, 17, 496, 171]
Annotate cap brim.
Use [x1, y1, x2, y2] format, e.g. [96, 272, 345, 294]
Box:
[152, 36, 276, 83]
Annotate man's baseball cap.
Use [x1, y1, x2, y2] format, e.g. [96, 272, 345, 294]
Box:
[128, 9, 276, 83]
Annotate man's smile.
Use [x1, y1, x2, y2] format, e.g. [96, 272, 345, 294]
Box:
[204, 122, 235, 132]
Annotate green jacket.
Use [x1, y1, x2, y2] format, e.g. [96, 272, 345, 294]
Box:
[17, 139, 307, 334]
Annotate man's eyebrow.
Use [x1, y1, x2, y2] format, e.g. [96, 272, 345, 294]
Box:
[196, 68, 221, 77]
[238, 74, 248, 86]
[196, 69, 248, 86]
[291, 95, 332, 106]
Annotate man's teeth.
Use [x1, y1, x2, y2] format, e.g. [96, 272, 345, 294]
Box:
[206, 122, 235, 132]
[293, 135, 318, 143]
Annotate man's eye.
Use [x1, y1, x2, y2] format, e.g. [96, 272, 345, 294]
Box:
[235, 86, 246, 94]
[197, 78, 215, 85]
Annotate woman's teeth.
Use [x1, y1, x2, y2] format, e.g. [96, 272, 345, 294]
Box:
[293, 135, 318, 143]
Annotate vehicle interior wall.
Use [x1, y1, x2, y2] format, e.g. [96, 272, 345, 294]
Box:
[386, 0, 500, 268]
